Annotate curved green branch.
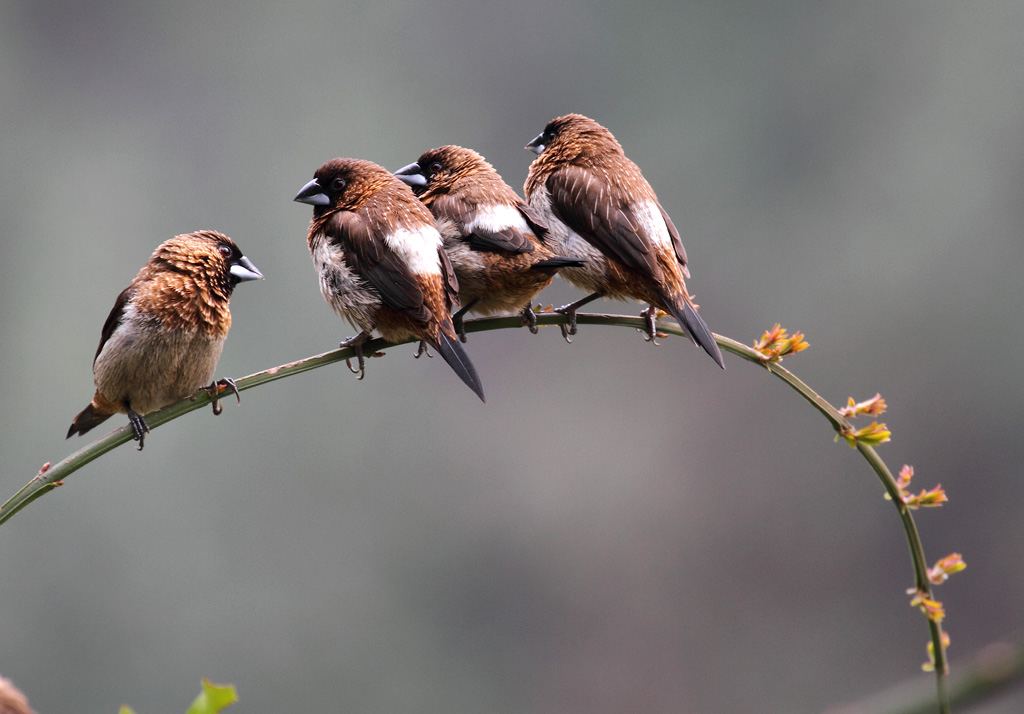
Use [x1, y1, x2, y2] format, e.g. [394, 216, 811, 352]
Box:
[0, 311, 950, 712]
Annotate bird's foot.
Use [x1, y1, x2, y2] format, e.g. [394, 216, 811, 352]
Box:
[521, 304, 540, 334]
[553, 305, 579, 343]
[451, 300, 476, 343]
[206, 377, 241, 416]
[127, 408, 150, 451]
[639, 306, 669, 346]
[553, 292, 603, 343]
[414, 341, 433, 359]
[340, 332, 372, 380]
[453, 315, 468, 343]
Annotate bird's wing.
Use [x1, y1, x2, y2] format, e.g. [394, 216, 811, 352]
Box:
[658, 203, 689, 278]
[93, 287, 132, 365]
[431, 194, 535, 254]
[438, 245, 460, 310]
[545, 165, 669, 282]
[516, 201, 550, 241]
[327, 211, 433, 324]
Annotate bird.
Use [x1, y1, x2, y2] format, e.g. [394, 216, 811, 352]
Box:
[523, 113, 725, 368]
[394, 145, 585, 340]
[293, 157, 485, 402]
[67, 231, 263, 450]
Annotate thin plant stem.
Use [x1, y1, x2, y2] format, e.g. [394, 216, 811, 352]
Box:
[0, 312, 950, 712]
[829, 639, 1024, 714]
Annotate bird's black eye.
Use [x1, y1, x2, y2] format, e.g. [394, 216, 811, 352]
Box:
[218, 245, 232, 258]
[430, 162, 443, 174]
[331, 177, 347, 191]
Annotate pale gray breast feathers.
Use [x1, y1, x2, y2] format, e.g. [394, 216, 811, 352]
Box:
[526, 187, 608, 291]
[309, 231, 379, 333]
[94, 302, 226, 414]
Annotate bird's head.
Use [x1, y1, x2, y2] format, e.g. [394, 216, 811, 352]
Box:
[154, 231, 263, 297]
[526, 113, 620, 162]
[294, 158, 397, 214]
[394, 145, 493, 201]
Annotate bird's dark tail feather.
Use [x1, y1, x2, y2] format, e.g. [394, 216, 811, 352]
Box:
[435, 332, 486, 402]
[66, 403, 114, 438]
[667, 302, 726, 369]
[532, 256, 587, 272]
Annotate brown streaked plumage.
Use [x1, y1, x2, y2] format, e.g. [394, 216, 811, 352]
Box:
[524, 113, 725, 368]
[394, 145, 585, 339]
[67, 231, 263, 449]
[293, 157, 485, 401]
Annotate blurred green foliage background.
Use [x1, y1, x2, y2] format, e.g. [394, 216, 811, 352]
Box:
[2, 1, 1022, 712]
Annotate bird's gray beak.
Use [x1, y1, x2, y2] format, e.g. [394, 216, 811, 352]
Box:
[394, 162, 428, 187]
[525, 133, 546, 155]
[294, 178, 330, 206]
[230, 255, 264, 283]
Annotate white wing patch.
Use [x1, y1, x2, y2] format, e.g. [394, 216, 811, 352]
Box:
[384, 225, 443, 276]
[633, 199, 672, 251]
[464, 203, 528, 234]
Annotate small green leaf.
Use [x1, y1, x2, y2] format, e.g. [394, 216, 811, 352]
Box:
[119, 707, 137, 714]
[185, 679, 238, 714]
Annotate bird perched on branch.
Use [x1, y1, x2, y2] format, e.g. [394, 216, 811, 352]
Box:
[524, 113, 725, 368]
[394, 145, 585, 339]
[67, 231, 263, 449]
[294, 157, 485, 401]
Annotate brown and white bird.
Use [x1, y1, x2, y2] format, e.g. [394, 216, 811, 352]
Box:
[524, 113, 725, 368]
[67, 231, 263, 449]
[394, 145, 585, 339]
[294, 157, 485, 401]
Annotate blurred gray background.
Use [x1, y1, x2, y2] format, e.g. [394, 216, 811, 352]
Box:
[1, 1, 1022, 712]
